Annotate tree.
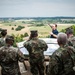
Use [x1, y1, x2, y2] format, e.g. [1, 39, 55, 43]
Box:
[24, 33, 28, 37]
[11, 27, 14, 30]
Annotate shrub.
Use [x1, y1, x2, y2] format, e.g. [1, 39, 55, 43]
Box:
[11, 34, 24, 47]
[15, 25, 25, 31]
[11, 27, 14, 30]
[24, 33, 28, 37]
[36, 23, 44, 26]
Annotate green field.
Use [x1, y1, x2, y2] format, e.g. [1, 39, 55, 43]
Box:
[0, 20, 74, 38]
[30, 24, 73, 37]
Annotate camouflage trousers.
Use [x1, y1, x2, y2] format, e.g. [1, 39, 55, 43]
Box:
[30, 60, 45, 75]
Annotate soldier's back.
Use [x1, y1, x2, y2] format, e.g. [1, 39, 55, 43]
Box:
[47, 46, 75, 75]
[0, 46, 21, 75]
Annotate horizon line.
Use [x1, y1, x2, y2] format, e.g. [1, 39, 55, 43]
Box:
[0, 16, 75, 18]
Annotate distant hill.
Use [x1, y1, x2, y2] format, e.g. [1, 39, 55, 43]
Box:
[0, 17, 75, 20]
[0, 17, 75, 24]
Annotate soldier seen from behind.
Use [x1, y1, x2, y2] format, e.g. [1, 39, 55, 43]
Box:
[47, 33, 75, 75]
[66, 28, 75, 47]
[0, 29, 7, 47]
[0, 35, 25, 75]
[24, 30, 48, 75]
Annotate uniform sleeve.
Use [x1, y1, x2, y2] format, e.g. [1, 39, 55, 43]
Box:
[23, 41, 29, 49]
[67, 38, 73, 46]
[47, 56, 59, 75]
[40, 40, 48, 51]
[23, 41, 31, 52]
[17, 49, 25, 62]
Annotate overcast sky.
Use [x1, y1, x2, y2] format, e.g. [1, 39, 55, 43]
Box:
[0, 0, 75, 17]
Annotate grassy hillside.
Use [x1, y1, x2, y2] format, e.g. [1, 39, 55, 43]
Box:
[30, 24, 73, 37]
[0, 20, 74, 38]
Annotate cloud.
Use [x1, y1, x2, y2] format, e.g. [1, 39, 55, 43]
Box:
[0, 0, 75, 17]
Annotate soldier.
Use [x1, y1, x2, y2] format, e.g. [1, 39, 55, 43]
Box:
[66, 28, 75, 47]
[0, 35, 25, 75]
[47, 33, 75, 75]
[23, 30, 48, 75]
[0, 29, 7, 47]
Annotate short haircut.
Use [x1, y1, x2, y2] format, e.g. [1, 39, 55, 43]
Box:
[55, 24, 57, 27]
[57, 33, 67, 45]
[66, 28, 73, 35]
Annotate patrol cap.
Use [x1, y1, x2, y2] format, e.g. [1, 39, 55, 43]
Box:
[1, 29, 7, 36]
[30, 30, 38, 35]
[6, 35, 14, 42]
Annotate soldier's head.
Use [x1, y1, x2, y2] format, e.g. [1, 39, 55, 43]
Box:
[31, 30, 38, 37]
[29, 30, 38, 39]
[66, 28, 73, 38]
[1, 29, 7, 37]
[57, 33, 67, 46]
[5, 35, 14, 46]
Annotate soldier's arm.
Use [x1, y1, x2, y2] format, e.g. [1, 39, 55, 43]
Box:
[23, 41, 31, 52]
[41, 40, 48, 51]
[23, 41, 29, 49]
[17, 49, 25, 62]
[47, 56, 59, 75]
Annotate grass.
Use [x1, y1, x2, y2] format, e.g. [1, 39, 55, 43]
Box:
[0, 21, 73, 38]
[30, 24, 73, 37]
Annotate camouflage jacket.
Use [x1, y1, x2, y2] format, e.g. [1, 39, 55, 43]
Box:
[24, 37, 48, 62]
[47, 46, 75, 75]
[67, 36, 75, 48]
[0, 37, 6, 47]
[0, 46, 25, 75]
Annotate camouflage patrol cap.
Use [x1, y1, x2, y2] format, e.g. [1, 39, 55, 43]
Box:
[30, 30, 38, 35]
[1, 29, 7, 36]
[6, 35, 14, 41]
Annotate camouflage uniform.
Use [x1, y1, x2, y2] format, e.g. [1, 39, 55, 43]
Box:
[47, 46, 75, 75]
[0, 46, 25, 75]
[0, 29, 7, 47]
[0, 37, 6, 47]
[67, 36, 75, 47]
[24, 37, 48, 75]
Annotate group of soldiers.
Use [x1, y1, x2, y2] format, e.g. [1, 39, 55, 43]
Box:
[0, 27, 75, 75]
[0, 29, 26, 75]
[0, 29, 48, 75]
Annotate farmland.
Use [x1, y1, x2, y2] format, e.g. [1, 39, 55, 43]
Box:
[0, 17, 75, 38]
